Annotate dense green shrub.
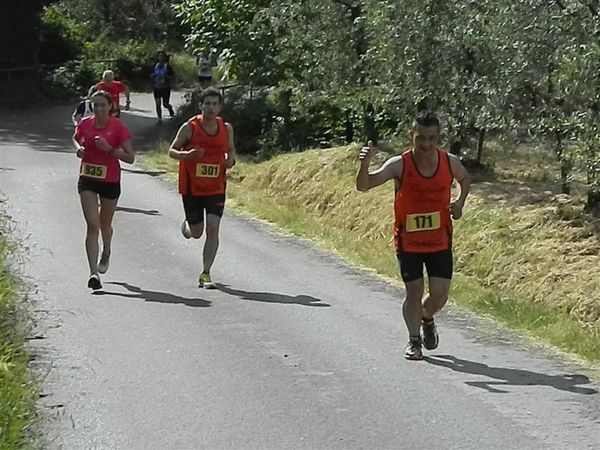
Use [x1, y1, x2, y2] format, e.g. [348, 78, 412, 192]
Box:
[173, 85, 359, 159]
[39, 5, 85, 65]
[169, 54, 197, 87]
[175, 86, 273, 157]
[221, 87, 277, 157]
[45, 61, 100, 98]
[82, 38, 159, 90]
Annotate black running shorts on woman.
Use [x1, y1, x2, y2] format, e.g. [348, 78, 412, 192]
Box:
[396, 248, 453, 282]
[78, 177, 120, 199]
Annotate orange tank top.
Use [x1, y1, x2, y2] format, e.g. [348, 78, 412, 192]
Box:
[394, 149, 453, 253]
[178, 115, 229, 196]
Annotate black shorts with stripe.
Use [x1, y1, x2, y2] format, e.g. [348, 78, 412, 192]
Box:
[182, 194, 226, 224]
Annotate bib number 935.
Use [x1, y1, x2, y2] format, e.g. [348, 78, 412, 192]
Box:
[81, 163, 107, 179]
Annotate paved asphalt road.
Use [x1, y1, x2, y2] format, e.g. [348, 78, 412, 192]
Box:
[0, 92, 599, 449]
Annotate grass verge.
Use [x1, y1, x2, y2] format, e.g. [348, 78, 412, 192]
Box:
[141, 144, 600, 366]
[0, 210, 38, 448]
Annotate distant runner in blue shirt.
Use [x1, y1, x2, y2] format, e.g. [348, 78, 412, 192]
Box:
[151, 51, 175, 123]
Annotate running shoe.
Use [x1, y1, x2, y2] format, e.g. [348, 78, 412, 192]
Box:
[97, 253, 110, 274]
[87, 273, 102, 291]
[181, 220, 192, 239]
[422, 318, 439, 350]
[404, 337, 423, 361]
[198, 272, 215, 289]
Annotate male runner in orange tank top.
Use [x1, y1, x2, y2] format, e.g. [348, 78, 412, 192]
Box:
[356, 112, 471, 360]
[168, 87, 237, 288]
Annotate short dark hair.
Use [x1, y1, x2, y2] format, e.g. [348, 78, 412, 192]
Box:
[412, 111, 440, 131]
[199, 87, 223, 105]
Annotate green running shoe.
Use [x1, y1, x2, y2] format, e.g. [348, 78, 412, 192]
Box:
[198, 272, 215, 289]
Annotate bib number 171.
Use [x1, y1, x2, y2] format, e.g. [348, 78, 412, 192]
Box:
[406, 211, 441, 232]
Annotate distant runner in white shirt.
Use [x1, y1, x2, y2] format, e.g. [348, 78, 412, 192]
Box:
[196, 55, 213, 89]
[72, 85, 99, 126]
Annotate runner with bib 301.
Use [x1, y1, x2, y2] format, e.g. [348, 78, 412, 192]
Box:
[168, 87, 237, 289]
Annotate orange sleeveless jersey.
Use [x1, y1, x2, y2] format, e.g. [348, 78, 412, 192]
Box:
[394, 149, 454, 253]
[178, 115, 229, 196]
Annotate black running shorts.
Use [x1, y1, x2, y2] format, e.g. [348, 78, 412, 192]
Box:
[78, 177, 121, 200]
[153, 87, 171, 102]
[396, 248, 453, 282]
[182, 194, 226, 224]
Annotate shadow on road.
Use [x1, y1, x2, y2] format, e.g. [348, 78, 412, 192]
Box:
[122, 167, 167, 176]
[127, 106, 153, 114]
[0, 102, 172, 154]
[424, 354, 598, 395]
[216, 284, 330, 307]
[95, 281, 211, 307]
[116, 206, 161, 216]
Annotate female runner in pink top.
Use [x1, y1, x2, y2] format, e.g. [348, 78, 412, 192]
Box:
[72, 90, 134, 290]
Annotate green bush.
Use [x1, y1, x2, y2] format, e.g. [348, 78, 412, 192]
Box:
[221, 86, 278, 157]
[44, 61, 100, 98]
[39, 5, 85, 65]
[169, 54, 197, 87]
[254, 89, 355, 158]
[176, 86, 278, 157]
[83, 38, 163, 90]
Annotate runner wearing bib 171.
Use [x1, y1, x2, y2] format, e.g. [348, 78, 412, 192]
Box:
[73, 89, 135, 291]
[356, 112, 471, 361]
[168, 87, 237, 289]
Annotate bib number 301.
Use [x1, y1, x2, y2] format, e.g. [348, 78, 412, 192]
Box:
[406, 211, 441, 232]
[196, 164, 220, 178]
[80, 163, 107, 179]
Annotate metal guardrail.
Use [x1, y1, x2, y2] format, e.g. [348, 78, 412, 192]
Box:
[0, 60, 118, 82]
[0, 59, 118, 73]
[186, 83, 256, 100]
[0, 60, 262, 103]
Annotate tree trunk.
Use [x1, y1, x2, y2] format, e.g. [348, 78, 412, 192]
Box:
[476, 128, 486, 164]
[449, 127, 464, 156]
[584, 190, 600, 215]
[280, 88, 292, 152]
[363, 102, 377, 145]
[560, 158, 571, 195]
[345, 109, 354, 144]
[102, 0, 112, 23]
[584, 137, 600, 215]
[554, 131, 571, 194]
